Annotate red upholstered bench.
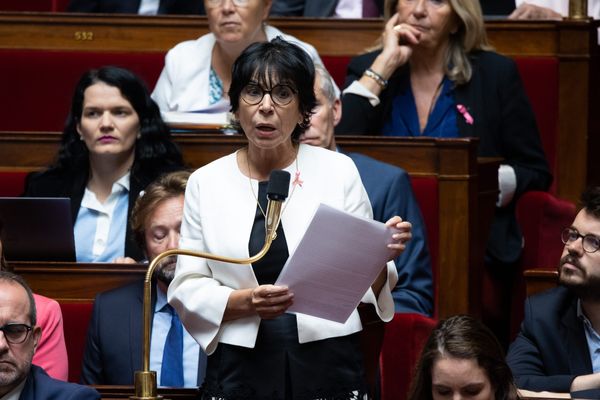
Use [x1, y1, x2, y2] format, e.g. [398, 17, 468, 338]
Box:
[0, 170, 29, 197]
[380, 313, 437, 400]
[60, 302, 93, 383]
[514, 57, 559, 193]
[0, 0, 68, 11]
[0, 49, 165, 131]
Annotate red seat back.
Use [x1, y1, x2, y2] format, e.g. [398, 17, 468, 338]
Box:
[0, 49, 165, 131]
[514, 57, 559, 192]
[380, 313, 437, 400]
[0, 170, 29, 197]
[0, 0, 68, 11]
[59, 302, 93, 383]
[411, 177, 439, 315]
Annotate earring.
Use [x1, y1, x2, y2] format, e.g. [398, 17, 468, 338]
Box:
[137, 132, 141, 139]
[79, 135, 84, 141]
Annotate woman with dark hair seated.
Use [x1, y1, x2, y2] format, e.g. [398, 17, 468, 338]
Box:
[24, 66, 184, 262]
[167, 37, 411, 399]
[409, 315, 520, 400]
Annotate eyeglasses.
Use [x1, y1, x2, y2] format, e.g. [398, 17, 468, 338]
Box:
[561, 227, 600, 253]
[206, 0, 249, 8]
[0, 323, 32, 344]
[241, 84, 297, 107]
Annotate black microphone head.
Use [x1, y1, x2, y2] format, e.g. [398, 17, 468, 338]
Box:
[267, 170, 291, 201]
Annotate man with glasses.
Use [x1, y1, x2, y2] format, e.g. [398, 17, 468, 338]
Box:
[507, 186, 600, 394]
[0, 271, 100, 399]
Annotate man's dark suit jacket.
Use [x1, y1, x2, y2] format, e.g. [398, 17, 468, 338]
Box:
[67, 0, 205, 14]
[336, 50, 552, 264]
[347, 152, 433, 316]
[80, 280, 206, 385]
[20, 365, 99, 400]
[24, 165, 180, 261]
[270, 0, 383, 17]
[507, 286, 592, 392]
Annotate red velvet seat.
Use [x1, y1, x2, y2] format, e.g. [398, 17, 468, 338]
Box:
[59, 302, 93, 383]
[380, 313, 437, 400]
[0, 0, 68, 11]
[0, 49, 165, 131]
[0, 170, 29, 197]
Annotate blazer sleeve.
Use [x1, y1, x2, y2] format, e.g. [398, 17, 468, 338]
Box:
[336, 53, 383, 135]
[167, 170, 237, 355]
[506, 297, 576, 392]
[32, 295, 69, 381]
[344, 159, 398, 322]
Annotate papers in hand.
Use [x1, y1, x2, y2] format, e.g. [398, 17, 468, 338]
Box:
[275, 203, 397, 323]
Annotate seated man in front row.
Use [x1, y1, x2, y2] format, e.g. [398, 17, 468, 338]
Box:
[0, 271, 99, 399]
[81, 170, 207, 387]
[300, 64, 433, 315]
[507, 185, 600, 393]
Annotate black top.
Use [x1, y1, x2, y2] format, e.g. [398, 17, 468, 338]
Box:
[249, 181, 289, 284]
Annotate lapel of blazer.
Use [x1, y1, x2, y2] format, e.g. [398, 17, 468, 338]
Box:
[453, 53, 485, 139]
[561, 299, 594, 375]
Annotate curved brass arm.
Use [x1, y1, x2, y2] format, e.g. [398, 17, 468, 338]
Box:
[131, 209, 279, 400]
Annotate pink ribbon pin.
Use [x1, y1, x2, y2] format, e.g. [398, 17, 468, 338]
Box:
[457, 104, 474, 125]
[292, 170, 303, 188]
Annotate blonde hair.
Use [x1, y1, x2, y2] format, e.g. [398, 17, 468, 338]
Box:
[381, 0, 493, 84]
[130, 170, 191, 250]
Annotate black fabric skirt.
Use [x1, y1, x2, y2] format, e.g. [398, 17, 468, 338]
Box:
[200, 314, 369, 400]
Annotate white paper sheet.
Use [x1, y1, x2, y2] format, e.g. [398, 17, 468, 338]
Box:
[275, 203, 397, 323]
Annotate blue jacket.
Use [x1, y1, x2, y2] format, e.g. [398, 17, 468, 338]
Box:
[347, 152, 433, 316]
[507, 286, 591, 392]
[20, 365, 99, 400]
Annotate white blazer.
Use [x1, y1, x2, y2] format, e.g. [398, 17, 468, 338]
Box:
[168, 144, 398, 355]
[151, 25, 334, 112]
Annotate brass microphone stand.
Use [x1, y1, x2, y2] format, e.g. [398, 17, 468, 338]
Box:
[130, 200, 284, 400]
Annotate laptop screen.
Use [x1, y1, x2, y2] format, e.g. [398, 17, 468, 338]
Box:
[0, 197, 75, 262]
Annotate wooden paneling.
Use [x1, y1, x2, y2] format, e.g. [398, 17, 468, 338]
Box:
[524, 268, 558, 297]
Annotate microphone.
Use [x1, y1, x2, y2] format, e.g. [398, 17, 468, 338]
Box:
[265, 170, 291, 241]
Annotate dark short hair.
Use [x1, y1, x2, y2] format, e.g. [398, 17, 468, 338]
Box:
[130, 170, 191, 251]
[53, 66, 183, 175]
[581, 186, 600, 219]
[229, 37, 317, 141]
[408, 315, 519, 400]
[0, 271, 37, 326]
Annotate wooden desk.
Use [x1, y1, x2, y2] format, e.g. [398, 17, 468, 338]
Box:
[94, 386, 198, 400]
[6, 134, 498, 318]
[524, 268, 559, 297]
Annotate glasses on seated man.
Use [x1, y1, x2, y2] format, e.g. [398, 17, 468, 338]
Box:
[561, 227, 600, 254]
[0, 323, 33, 344]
